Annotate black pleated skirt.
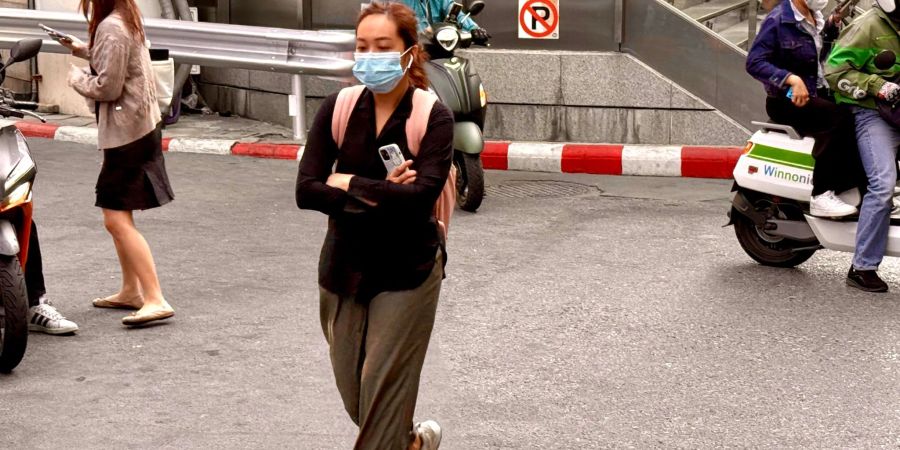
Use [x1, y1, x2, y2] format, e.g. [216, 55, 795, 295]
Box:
[95, 124, 174, 211]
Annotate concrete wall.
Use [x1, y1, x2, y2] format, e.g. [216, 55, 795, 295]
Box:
[199, 50, 750, 146]
[198, 69, 340, 137]
[0, 0, 31, 95]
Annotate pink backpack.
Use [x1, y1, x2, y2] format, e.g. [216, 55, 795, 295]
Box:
[331, 85, 457, 240]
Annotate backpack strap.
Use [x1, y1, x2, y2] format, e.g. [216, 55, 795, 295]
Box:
[331, 85, 366, 149]
[405, 89, 453, 240]
[406, 89, 438, 156]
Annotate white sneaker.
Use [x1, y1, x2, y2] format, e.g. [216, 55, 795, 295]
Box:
[28, 301, 78, 335]
[415, 420, 442, 450]
[810, 191, 858, 218]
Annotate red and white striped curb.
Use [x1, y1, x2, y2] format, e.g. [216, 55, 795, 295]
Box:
[2, 120, 744, 179]
[1, 119, 305, 161]
[482, 142, 743, 179]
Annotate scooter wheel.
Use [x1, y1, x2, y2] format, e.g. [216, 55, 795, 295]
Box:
[733, 214, 816, 268]
[0, 254, 27, 373]
[455, 152, 484, 212]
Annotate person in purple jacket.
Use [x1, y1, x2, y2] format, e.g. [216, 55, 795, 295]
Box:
[746, 0, 864, 217]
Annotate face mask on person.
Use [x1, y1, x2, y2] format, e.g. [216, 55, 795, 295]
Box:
[805, 0, 828, 11]
[352, 47, 414, 94]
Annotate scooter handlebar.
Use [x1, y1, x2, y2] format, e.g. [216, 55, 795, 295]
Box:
[0, 104, 45, 122]
[0, 107, 24, 119]
[8, 100, 37, 111]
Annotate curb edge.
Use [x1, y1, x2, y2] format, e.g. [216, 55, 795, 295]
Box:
[7, 120, 742, 179]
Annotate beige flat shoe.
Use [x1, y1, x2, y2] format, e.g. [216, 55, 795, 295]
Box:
[93, 297, 143, 310]
[122, 308, 174, 326]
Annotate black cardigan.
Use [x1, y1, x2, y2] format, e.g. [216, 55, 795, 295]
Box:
[296, 87, 454, 300]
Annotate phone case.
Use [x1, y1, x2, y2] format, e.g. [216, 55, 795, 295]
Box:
[40, 25, 71, 42]
[379, 144, 406, 174]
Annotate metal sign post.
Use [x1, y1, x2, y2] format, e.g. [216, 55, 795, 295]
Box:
[290, 74, 306, 142]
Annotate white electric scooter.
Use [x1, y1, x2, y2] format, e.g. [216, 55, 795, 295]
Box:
[727, 50, 900, 267]
[727, 122, 876, 267]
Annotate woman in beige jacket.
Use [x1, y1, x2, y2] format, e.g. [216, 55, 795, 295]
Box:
[64, 0, 175, 326]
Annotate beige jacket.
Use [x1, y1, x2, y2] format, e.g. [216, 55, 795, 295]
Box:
[70, 12, 160, 150]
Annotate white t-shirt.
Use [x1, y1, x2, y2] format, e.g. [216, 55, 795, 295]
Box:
[790, 2, 827, 89]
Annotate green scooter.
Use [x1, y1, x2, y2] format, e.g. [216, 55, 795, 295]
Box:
[422, 0, 488, 212]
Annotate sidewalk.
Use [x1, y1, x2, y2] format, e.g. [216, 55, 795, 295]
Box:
[6, 113, 745, 179]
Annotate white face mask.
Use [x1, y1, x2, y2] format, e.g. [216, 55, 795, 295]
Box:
[806, 0, 828, 12]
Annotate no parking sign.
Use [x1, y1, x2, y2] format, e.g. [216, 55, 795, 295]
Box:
[518, 0, 559, 39]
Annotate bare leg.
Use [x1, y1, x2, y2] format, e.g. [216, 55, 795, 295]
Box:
[94, 235, 144, 308]
[102, 209, 173, 316]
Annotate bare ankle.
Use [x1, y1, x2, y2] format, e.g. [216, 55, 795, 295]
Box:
[139, 296, 172, 311]
[103, 291, 142, 302]
[119, 290, 142, 300]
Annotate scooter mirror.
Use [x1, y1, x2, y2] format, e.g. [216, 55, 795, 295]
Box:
[435, 26, 461, 52]
[875, 50, 896, 70]
[467, 0, 485, 16]
[7, 39, 42, 66]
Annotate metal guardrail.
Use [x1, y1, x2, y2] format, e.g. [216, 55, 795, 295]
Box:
[746, 0, 759, 49]
[0, 7, 357, 140]
[690, 0, 751, 23]
[683, 0, 760, 50]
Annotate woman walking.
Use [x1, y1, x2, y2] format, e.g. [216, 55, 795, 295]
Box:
[65, 0, 175, 325]
[296, 2, 453, 448]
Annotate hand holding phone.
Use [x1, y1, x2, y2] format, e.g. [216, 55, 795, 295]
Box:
[39, 24, 73, 44]
[380, 144, 417, 184]
[379, 144, 406, 174]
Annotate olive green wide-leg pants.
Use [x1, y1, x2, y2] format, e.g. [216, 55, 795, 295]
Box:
[319, 253, 443, 450]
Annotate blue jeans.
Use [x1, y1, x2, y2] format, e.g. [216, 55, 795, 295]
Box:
[852, 107, 900, 270]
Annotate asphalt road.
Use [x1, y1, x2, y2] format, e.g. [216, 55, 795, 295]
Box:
[3, 139, 900, 448]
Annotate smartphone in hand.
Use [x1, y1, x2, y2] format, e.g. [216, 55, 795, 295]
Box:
[39, 24, 73, 44]
[379, 144, 406, 174]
